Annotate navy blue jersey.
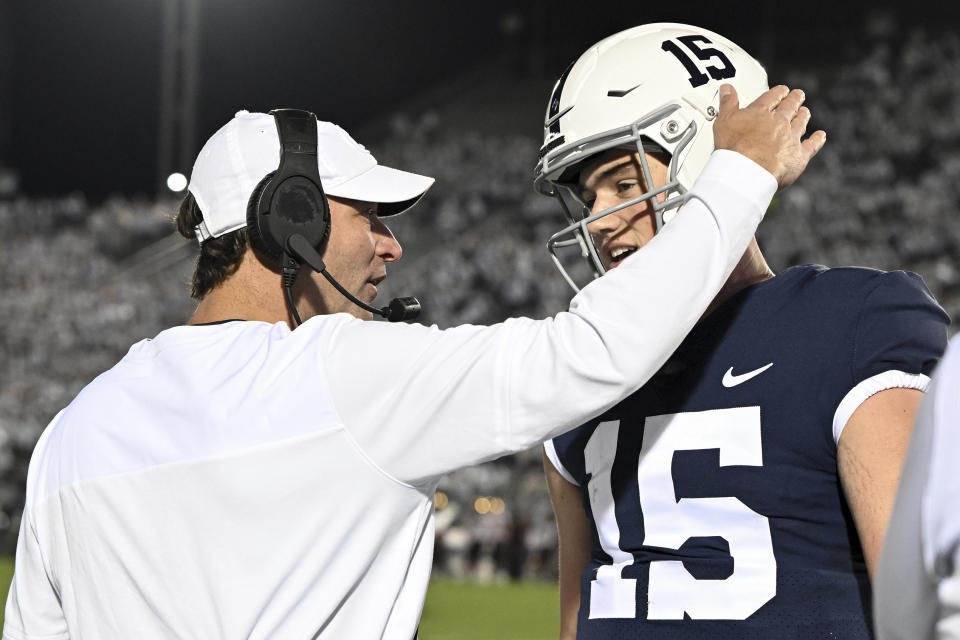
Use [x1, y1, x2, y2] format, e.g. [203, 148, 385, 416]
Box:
[548, 265, 949, 639]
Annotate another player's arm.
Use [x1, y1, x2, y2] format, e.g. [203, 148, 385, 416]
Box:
[838, 271, 949, 579]
[544, 451, 591, 640]
[838, 387, 924, 578]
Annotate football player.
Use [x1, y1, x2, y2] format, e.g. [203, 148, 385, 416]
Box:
[537, 23, 950, 639]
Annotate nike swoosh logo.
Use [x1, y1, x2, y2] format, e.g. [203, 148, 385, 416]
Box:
[722, 363, 773, 388]
[607, 83, 644, 98]
[544, 105, 573, 128]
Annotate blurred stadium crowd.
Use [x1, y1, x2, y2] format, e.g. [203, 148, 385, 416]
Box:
[1, 23, 958, 581]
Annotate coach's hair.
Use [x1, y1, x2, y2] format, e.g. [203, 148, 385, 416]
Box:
[175, 193, 249, 300]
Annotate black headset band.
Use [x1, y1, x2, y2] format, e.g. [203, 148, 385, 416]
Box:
[271, 109, 322, 183]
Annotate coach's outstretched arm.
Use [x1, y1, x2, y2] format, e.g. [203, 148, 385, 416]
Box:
[326, 84, 825, 484]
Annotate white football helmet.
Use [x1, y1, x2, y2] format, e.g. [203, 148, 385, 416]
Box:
[534, 23, 769, 291]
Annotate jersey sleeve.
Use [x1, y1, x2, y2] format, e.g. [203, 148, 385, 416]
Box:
[324, 150, 776, 485]
[544, 418, 606, 488]
[832, 270, 949, 442]
[543, 440, 579, 486]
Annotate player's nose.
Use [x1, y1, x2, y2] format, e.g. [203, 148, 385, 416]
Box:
[585, 199, 622, 236]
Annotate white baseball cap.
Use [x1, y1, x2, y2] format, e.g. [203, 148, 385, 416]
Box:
[188, 110, 435, 242]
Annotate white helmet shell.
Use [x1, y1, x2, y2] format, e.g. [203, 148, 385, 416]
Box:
[535, 23, 769, 291]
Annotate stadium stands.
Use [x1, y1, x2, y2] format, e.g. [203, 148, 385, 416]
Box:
[1, 24, 957, 579]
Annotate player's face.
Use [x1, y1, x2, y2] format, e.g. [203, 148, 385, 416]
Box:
[578, 149, 669, 270]
[299, 197, 402, 320]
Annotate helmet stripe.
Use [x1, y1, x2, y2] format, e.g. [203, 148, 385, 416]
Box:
[547, 61, 576, 135]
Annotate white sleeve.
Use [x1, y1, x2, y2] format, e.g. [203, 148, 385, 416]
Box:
[939, 573, 960, 640]
[325, 150, 776, 485]
[924, 338, 960, 638]
[3, 506, 69, 640]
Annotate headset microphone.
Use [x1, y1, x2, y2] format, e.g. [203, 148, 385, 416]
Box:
[286, 234, 421, 323]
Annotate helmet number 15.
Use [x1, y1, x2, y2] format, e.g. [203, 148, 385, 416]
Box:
[661, 36, 737, 88]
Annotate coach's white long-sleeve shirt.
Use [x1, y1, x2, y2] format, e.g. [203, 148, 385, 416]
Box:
[4, 150, 775, 640]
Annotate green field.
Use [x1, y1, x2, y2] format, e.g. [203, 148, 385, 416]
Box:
[0, 558, 11, 628]
[420, 579, 559, 639]
[0, 560, 558, 637]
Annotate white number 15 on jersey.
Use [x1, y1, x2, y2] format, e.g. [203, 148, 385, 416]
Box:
[584, 406, 776, 620]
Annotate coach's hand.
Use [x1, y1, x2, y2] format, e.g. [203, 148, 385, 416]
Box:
[713, 84, 826, 190]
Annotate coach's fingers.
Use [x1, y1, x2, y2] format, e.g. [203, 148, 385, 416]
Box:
[775, 89, 806, 118]
[800, 130, 828, 160]
[777, 128, 827, 190]
[792, 106, 812, 137]
[751, 85, 791, 112]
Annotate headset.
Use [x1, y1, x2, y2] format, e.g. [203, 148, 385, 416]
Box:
[245, 108, 421, 326]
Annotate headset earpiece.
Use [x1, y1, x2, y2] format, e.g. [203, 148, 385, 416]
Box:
[246, 170, 280, 260]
